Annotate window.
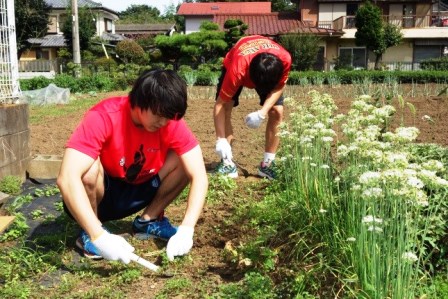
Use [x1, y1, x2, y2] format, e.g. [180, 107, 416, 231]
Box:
[414, 46, 444, 62]
[105, 18, 113, 32]
[339, 47, 366, 69]
[36, 49, 50, 60]
[346, 3, 358, 28]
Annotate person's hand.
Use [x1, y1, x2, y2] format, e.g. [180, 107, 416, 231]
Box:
[92, 230, 135, 264]
[245, 110, 265, 129]
[215, 138, 233, 160]
[166, 225, 194, 261]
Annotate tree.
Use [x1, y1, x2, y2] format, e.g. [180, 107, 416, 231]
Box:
[355, 1, 403, 69]
[155, 21, 227, 66]
[15, 0, 51, 59]
[279, 34, 321, 71]
[62, 7, 96, 56]
[118, 4, 163, 23]
[223, 19, 248, 50]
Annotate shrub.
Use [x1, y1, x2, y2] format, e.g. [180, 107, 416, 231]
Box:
[115, 40, 146, 64]
[420, 57, 448, 71]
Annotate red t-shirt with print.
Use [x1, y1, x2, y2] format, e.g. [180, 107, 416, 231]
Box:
[219, 35, 292, 102]
[66, 96, 198, 184]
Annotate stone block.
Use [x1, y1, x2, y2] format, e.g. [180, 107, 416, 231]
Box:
[27, 155, 63, 180]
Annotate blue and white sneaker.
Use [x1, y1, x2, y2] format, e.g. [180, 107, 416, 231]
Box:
[258, 161, 277, 180]
[132, 216, 178, 241]
[76, 230, 103, 260]
[215, 160, 238, 178]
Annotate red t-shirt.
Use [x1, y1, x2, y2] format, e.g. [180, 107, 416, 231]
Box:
[66, 96, 198, 184]
[219, 35, 292, 102]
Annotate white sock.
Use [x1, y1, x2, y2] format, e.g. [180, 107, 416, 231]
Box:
[223, 158, 235, 166]
[263, 152, 276, 165]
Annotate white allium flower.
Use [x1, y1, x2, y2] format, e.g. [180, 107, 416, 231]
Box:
[310, 163, 317, 167]
[359, 171, 381, 185]
[322, 136, 334, 143]
[320, 164, 330, 169]
[422, 115, 433, 122]
[346, 237, 356, 242]
[362, 215, 383, 224]
[319, 208, 327, 213]
[367, 226, 383, 233]
[407, 177, 424, 189]
[402, 252, 418, 263]
[362, 187, 383, 199]
[302, 156, 312, 161]
[334, 176, 341, 183]
[395, 127, 420, 142]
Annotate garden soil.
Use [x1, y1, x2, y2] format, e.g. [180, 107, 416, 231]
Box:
[7, 85, 448, 297]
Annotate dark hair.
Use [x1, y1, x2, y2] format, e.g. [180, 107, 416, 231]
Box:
[129, 69, 187, 120]
[249, 53, 284, 94]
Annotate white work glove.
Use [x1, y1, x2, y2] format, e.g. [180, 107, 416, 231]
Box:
[166, 225, 194, 261]
[92, 230, 135, 264]
[215, 138, 233, 160]
[245, 110, 265, 129]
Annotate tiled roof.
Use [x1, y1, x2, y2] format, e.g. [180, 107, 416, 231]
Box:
[177, 2, 271, 15]
[45, 0, 117, 14]
[214, 13, 342, 36]
[28, 35, 66, 47]
[115, 23, 175, 34]
[101, 32, 128, 42]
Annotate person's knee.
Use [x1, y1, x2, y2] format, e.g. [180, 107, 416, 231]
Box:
[268, 106, 283, 122]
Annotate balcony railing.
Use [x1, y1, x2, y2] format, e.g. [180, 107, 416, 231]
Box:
[318, 13, 448, 30]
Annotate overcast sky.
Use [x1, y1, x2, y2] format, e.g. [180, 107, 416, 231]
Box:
[95, 0, 181, 14]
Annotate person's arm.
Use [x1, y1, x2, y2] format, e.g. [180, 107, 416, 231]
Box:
[213, 96, 228, 139]
[178, 144, 208, 228]
[213, 97, 234, 160]
[258, 85, 286, 117]
[245, 86, 285, 129]
[57, 148, 104, 239]
[166, 145, 208, 261]
[57, 148, 135, 263]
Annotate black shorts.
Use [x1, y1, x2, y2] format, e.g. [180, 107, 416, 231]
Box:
[215, 67, 284, 107]
[63, 174, 161, 222]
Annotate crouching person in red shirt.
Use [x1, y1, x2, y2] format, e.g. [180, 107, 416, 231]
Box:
[57, 69, 208, 263]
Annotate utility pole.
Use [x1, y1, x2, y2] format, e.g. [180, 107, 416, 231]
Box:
[71, 0, 81, 70]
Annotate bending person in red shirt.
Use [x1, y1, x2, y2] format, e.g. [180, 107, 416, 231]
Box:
[57, 69, 208, 263]
[214, 35, 291, 179]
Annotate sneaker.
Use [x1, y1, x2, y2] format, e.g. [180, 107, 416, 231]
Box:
[76, 230, 103, 260]
[215, 160, 238, 178]
[132, 216, 178, 241]
[258, 161, 276, 180]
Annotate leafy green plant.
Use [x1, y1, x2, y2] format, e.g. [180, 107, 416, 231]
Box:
[0, 212, 29, 241]
[30, 209, 44, 219]
[0, 175, 22, 195]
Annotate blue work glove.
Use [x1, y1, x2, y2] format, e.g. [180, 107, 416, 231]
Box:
[215, 138, 233, 160]
[245, 110, 265, 129]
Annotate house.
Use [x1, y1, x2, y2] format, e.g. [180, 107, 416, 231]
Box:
[177, 1, 341, 70]
[177, 2, 272, 34]
[178, 1, 448, 70]
[301, 0, 448, 70]
[20, 0, 123, 70]
[114, 24, 177, 39]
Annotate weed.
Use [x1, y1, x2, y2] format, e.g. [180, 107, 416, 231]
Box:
[0, 212, 29, 241]
[0, 175, 22, 195]
[155, 277, 193, 299]
[30, 209, 44, 219]
[206, 175, 237, 204]
[34, 185, 60, 197]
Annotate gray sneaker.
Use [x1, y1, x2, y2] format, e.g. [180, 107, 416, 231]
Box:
[215, 160, 238, 178]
